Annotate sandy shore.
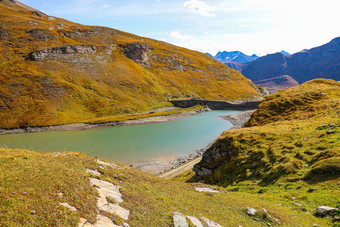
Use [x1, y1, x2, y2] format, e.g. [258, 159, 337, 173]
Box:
[0, 108, 209, 135]
[132, 109, 257, 177]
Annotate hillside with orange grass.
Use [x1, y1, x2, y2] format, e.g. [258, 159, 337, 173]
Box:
[0, 0, 264, 129]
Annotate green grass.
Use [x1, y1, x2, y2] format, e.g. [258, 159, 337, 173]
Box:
[0, 148, 335, 226]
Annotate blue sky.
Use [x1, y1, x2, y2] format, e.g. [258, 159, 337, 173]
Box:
[20, 0, 340, 56]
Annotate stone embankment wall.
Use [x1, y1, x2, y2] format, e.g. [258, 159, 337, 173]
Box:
[170, 99, 261, 110]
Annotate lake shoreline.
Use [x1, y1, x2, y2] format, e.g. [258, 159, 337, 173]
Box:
[0, 108, 210, 135]
[133, 109, 256, 176]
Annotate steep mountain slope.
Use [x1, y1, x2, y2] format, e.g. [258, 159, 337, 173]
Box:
[0, 0, 263, 129]
[194, 79, 340, 186]
[255, 75, 299, 93]
[242, 37, 340, 91]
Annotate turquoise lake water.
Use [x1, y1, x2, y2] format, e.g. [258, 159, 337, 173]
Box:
[0, 110, 239, 163]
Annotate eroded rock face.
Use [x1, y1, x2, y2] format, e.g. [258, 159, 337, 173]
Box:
[27, 28, 58, 41]
[193, 139, 235, 182]
[124, 42, 151, 66]
[29, 44, 115, 63]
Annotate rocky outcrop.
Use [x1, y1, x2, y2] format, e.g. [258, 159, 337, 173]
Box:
[124, 42, 151, 66]
[27, 28, 58, 41]
[29, 44, 115, 63]
[193, 140, 234, 182]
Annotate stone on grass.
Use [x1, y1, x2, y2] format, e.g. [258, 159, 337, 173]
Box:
[194, 187, 220, 193]
[86, 168, 102, 176]
[200, 217, 223, 227]
[307, 188, 317, 193]
[186, 216, 203, 227]
[315, 206, 336, 217]
[60, 202, 77, 211]
[247, 207, 257, 216]
[89, 178, 123, 203]
[173, 212, 188, 227]
[96, 159, 118, 168]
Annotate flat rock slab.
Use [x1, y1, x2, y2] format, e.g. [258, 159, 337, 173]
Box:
[80, 215, 120, 227]
[186, 216, 203, 227]
[86, 168, 102, 176]
[173, 212, 188, 227]
[60, 202, 77, 211]
[96, 159, 118, 168]
[89, 178, 123, 203]
[201, 217, 224, 227]
[99, 203, 130, 220]
[194, 187, 220, 193]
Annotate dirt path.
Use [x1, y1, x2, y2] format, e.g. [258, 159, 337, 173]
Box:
[159, 156, 202, 180]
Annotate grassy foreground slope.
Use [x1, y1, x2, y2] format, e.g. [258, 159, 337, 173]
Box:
[0, 148, 332, 226]
[0, 0, 263, 129]
[190, 79, 339, 225]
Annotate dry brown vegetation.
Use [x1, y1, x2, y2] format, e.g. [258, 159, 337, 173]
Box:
[0, 0, 262, 129]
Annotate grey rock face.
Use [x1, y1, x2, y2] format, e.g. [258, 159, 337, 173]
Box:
[124, 42, 151, 66]
[27, 28, 58, 41]
[29, 44, 115, 63]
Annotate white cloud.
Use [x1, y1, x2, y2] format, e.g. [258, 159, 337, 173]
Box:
[102, 4, 110, 8]
[184, 0, 215, 17]
[170, 31, 192, 41]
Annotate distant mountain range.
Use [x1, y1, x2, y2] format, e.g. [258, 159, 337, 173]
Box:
[241, 37, 340, 92]
[208, 39, 340, 93]
[207, 51, 258, 64]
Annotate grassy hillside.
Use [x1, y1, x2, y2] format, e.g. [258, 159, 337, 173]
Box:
[0, 0, 263, 129]
[0, 148, 334, 226]
[189, 79, 339, 225]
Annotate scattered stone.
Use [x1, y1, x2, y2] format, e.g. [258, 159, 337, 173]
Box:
[326, 130, 336, 135]
[294, 202, 302, 207]
[307, 188, 317, 193]
[302, 208, 307, 212]
[194, 187, 220, 193]
[186, 216, 204, 227]
[333, 215, 340, 222]
[58, 192, 63, 198]
[267, 223, 271, 226]
[315, 206, 336, 217]
[86, 168, 102, 176]
[247, 207, 257, 216]
[312, 224, 321, 227]
[291, 196, 296, 200]
[173, 212, 188, 227]
[200, 217, 223, 227]
[96, 159, 118, 168]
[254, 218, 259, 221]
[60, 202, 77, 212]
[31, 210, 36, 214]
[329, 124, 335, 127]
[277, 204, 282, 206]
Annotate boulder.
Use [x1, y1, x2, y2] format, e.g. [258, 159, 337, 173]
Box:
[124, 42, 151, 66]
[315, 206, 336, 217]
[247, 207, 257, 216]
